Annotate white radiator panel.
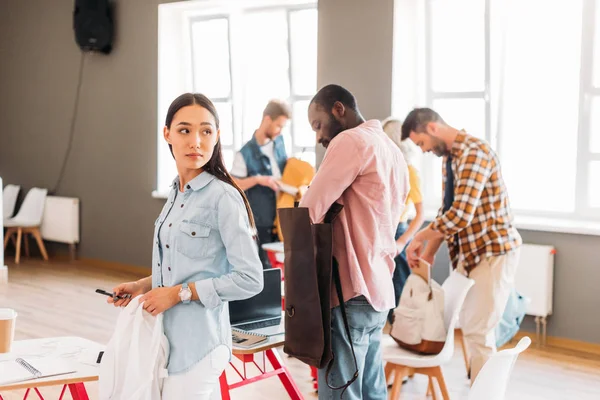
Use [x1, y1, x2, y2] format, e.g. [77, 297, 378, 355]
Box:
[514, 244, 555, 318]
[40, 196, 80, 244]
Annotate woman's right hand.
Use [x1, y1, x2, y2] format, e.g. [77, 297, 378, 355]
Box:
[107, 281, 146, 308]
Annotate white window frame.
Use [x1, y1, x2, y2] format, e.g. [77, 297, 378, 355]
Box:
[394, 0, 600, 235]
[155, 0, 317, 198]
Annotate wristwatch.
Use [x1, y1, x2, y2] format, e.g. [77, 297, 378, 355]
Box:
[179, 282, 192, 304]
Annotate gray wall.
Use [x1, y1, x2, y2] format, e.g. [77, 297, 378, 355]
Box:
[1, 0, 599, 344]
[0, 0, 173, 266]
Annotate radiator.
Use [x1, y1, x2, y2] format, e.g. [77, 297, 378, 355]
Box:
[40, 196, 80, 244]
[514, 243, 555, 318]
[514, 243, 555, 344]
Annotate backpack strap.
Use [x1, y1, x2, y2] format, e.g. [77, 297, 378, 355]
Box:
[325, 257, 360, 397]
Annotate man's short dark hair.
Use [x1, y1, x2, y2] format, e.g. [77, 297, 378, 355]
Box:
[401, 108, 445, 141]
[263, 100, 292, 120]
[310, 84, 359, 113]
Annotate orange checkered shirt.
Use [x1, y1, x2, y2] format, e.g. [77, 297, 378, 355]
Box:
[431, 132, 522, 274]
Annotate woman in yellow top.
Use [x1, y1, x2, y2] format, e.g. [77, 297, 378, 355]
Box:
[383, 118, 426, 322]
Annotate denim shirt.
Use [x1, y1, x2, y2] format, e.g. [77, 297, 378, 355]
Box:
[152, 172, 263, 375]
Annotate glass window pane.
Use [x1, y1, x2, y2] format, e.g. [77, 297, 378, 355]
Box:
[425, 155, 443, 208]
[292, 100, 315, 148]
[214, 102, 233, 147]
[432, 98, 486, 140]
[591, 97, 600, 153]
[191, 19, 231, 98]
[595, 0, 600, 87]
[280, 124, 293, 155]
[290, 9, 318, 96]
[241, 11, 290, 136]
[430, 0, 485, 92]
[222, 149, 235, 172]
[157, 143, 177, 194]
[497, 0, 582, 213]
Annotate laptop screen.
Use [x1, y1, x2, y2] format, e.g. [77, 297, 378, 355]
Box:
[229, 268, 282, 326]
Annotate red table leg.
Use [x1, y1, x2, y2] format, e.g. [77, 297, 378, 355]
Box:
[220, 349, 303, 399]
[265, 349, 303, 400]
[310, 366, 319, 390]
[67, 383, 89, 400]
[266, 251, 285, 280]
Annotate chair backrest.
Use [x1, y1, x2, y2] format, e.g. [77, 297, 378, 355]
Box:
[468, 336, 531, 400]
[442, 270, 475, 331]
[12, 187, 48, 225]
[3, 184, 21, 219]
[433, 270, 475, 362]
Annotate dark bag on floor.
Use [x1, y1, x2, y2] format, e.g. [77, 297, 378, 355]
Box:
[278, 203, 359, 395]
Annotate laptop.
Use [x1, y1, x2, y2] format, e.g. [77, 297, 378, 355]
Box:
[229, 268, 283, 336]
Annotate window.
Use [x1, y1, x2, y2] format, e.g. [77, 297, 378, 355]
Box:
[156, 1, 317, 195]
[394, 0, 600, 224]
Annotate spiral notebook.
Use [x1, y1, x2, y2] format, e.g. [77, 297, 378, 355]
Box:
[0, 357, 77, 385]
[231, 328, 268, 348]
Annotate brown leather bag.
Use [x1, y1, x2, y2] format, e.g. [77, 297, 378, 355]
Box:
[278, 203, 359, 395]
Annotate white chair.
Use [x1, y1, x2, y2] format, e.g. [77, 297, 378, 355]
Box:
[383, 271, 475, 399]
[3, 187, 49, 264]
[467, 336, 531, 400]
[2, 184, 20, 219]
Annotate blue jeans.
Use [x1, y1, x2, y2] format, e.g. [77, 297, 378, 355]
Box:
[389, 222, 410, 323]
[318, 296, 388, 400]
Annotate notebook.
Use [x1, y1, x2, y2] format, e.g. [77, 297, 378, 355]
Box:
[0, 357, 77, 385]
[231, 328, 268, 348]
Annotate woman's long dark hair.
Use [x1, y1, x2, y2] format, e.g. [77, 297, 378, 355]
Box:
[165, 93, 256, 231]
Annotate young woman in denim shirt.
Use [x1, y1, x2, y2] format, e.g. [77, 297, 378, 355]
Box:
[108, 93, 264, 399]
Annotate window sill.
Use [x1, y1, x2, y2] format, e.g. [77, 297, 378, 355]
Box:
[423, 208, 600, 237]
[152, 190, 169, 199]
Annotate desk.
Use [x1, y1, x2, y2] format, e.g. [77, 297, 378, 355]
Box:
[219, 322, 303, 399]
[0, 337, 103, 400]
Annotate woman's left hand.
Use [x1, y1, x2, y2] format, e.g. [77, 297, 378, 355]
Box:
[139, 286, 180, 316]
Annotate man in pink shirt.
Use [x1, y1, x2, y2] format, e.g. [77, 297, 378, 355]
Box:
[300, 84, 409, 399]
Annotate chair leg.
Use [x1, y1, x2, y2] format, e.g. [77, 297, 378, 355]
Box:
[3, 228, 14, 250]
[15, 228, 22, 264]
[389, 366, 408, 399]
[432, 367, 450, 400]
[385, 363, 394, 384]
[427, 376, 437, 400]
[32, 228, 49, 261]
[24, 234, 30, 258]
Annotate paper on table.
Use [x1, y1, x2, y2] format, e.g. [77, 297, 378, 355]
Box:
[0, 357, 76, 385]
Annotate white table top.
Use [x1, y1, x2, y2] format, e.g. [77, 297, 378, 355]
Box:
[261, 242, 284, 253]
[0, 336, 104, 391]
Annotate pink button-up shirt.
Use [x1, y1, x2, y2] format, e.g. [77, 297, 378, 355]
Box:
[300, 120, 409, 312]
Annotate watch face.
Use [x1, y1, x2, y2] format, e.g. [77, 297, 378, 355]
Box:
[180, 288, 192, 301]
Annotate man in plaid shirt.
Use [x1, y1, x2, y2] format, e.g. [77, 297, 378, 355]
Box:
[401, 108, 522, 383]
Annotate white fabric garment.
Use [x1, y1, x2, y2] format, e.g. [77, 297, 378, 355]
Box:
[99, 296, 169, 400]
[230, 140, 282, 179]
[391, 275, 446, 346]
[161, 345, 229, 400]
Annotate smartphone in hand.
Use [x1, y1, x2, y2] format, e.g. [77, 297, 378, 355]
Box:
[95, 289, 131, 300]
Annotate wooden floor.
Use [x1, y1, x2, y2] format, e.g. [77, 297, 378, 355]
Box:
[1, 259, 600, 399]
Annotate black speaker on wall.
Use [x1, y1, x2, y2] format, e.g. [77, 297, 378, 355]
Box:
[73, 0, 114, 54]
